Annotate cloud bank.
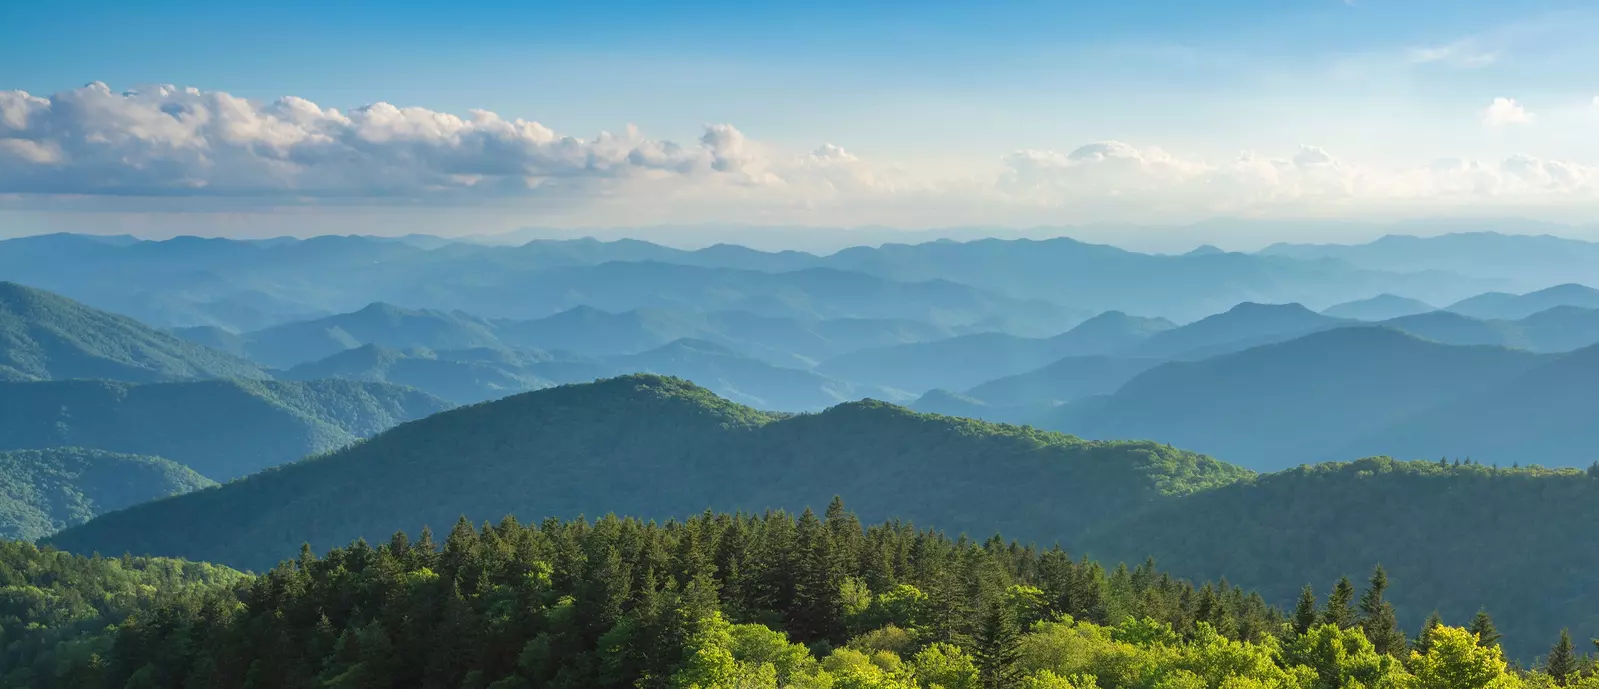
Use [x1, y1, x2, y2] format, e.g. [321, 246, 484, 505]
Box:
[2, 83, 1598, 225]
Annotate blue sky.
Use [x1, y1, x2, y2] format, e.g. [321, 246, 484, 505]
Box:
[2, 0, 1598, 245]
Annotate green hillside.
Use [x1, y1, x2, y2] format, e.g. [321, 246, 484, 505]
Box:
[46, 374, 1248, 571]
[0, 379, 453, 480]
[0, 282, 267, 382]
[1079, 456, 1599, 659]
[0, 448, 215, 540]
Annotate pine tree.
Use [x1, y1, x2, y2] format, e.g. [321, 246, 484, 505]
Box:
[1322, 576, 1356, 629]
[1358, 566, 1407, 656]
[1414, 611, 1444, 654]
[1548, 629, 1578, 685]
[1469, 610, 1503, 648]
[1292, 585, 1318, 636]
[972, 598, 1022, 689]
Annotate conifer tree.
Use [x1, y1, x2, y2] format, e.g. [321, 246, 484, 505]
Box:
[1469, 610, 1503, 649]
[973, 597, 1022, 689]
[1358, 566, 1407, 656]
[1548, 629, 1578, 685]
[1322, 576, 1356, 629]
[1414, 610, 1444, 654]
[1292, 585, 1317, 636]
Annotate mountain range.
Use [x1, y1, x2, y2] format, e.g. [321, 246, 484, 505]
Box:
[40, 374, 1599, 659]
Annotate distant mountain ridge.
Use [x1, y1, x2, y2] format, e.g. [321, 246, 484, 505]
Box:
[0, 447, 215, 540]
[47, 374, 1247, 571]
[0, 282, 268, 382]
[1041, 326, 1546, 470]
[0, 378, 452, 480]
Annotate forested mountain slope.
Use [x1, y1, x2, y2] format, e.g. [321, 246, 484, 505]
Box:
[1342, 342, 1599, 465]
[1042, 327, 1544, 470]
[0, 282, 266, 382]
[46, 375, 1247, 571]
[0, 379, 452, 480]
[1080, 457, 1599, 659]
[0, 448, 214, 540]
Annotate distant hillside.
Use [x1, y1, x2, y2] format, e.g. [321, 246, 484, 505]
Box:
[908, 388, 1049, 425]
[0, 448, 214, 540]
[1378, 307, 1599, 353]
[48, 375, 1249, 571]
[964, 355, 1165, 408]
[1133, 302, 1344, 359]
[0, 379, 452, 480]
[1321, 294, 1436, 321]
[1043, 327, 1545, 470]
[1447, 284, 1599, 321]
[281, 344, 570, 404]
[0, 282, 267, 382]
[1080, 457, 1599, 659]
[1344, 343, 1599, 465]
[220, 302, 505, 368]
[497, 305, 955, 366]
[1261, 231, 1599, 287]
[612, 338, 903, 410]
[816, 311, 1174, 393]
[1378, 311, 1532, 349]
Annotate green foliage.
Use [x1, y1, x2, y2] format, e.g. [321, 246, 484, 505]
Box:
[27, 504, 1284, 688]
[0, 448, 214, 540]
[0, 378, 452, 480]
[1080, 456, 1599, 659]
[0, 540, 246, 689]
[0, 281, 267, 382]
[47, 375, 1248, 571]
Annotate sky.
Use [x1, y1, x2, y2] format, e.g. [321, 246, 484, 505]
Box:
[3, 0, 1599, 248]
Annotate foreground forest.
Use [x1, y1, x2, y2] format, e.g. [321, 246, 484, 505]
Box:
[4, 504, 1587, 689]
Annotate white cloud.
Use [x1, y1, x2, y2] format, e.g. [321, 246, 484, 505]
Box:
[5, 83, 1599, 226]
[1409, 40, 1499, 67]
[0, 82, 774, 197]
[1482, 97, 1534, 127]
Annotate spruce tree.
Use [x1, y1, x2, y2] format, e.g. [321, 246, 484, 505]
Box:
[1414, 611, 1444, 654]
[1548, 629, 1578, 685]
[973, 598, 1022, 689]
[1469, 610, 1502, 648]
[1292, 585, 1318, 636]
[1358, 566, 1407, 656]
[1322, 576, 1356, 629]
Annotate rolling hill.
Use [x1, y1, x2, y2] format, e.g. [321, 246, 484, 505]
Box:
[0, 379, 453, 480]
[1042, 327, 1546, 470]
[0, 447, 215, 540]
[1321, 294, 1436, 321]
[1447, 284, 1599, 321]
[816, 311, 1175, 393]
[214, 302, 506, 368]
[1079, 456, 1599, 659]
[1132, 302, 1344, 359]
[0, 282, 268, 382]
[46, 374, 1249, 571]
[1342, 342, 1599, 465]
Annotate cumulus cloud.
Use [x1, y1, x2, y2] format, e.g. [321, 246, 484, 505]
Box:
[0, 82, 772, 196]
[5, 82, 1599, 226]
[1482, 97, 1534, 126]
